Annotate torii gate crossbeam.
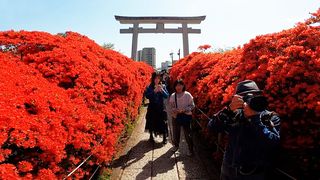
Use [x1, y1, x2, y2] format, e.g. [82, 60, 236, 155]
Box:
[115, 15, 206, 60]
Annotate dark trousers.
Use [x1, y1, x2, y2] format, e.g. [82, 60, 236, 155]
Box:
[172, 118, 193, 152]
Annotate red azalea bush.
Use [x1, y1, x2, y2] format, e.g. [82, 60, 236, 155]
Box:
[0, 31, 152, 179]
[170, 9, 320, 178]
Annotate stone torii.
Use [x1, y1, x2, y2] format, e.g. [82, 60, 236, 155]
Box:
[114, 15, 206, 60]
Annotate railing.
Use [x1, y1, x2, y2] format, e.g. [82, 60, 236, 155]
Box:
[194, 106, 297, 180]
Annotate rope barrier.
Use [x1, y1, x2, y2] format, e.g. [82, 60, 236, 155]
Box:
[89, 165, 101, 180]
[193, 106, 212, 129]
[63, 139, 103, 179]
[195, 106, 211, 120]
[275, 168, 297, 180]
[63, 154, 92, 180]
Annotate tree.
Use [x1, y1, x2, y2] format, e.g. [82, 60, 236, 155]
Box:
[102, 42, 115, 50]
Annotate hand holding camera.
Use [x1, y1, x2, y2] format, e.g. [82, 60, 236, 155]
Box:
[229, 93, 268, 111]
[229, 95, 244, 111]
[177, 109, 186, 114]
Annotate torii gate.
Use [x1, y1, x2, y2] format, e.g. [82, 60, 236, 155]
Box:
[114, 15, 206, 60]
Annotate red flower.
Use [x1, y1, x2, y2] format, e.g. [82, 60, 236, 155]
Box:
[0, 30, 152, 179]
[18, 161, 33, 173]
[0, 164, 20, 179]
[197, 44, 212, 52]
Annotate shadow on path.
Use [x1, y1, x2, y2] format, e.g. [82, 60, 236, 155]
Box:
[112, 140, 155, 169]
[137, 148, 176, 179]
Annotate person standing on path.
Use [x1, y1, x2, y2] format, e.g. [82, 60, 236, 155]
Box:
[169, 79, 195, 156]
[208, 80, 281, 180]
[145, 72, 169, 144]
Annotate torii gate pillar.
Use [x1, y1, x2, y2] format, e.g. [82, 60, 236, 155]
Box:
[115, 16, 206, 60]
[182, 23, 189, 57]
[131, 23, 139, 60]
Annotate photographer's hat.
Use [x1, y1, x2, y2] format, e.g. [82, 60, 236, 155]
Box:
[236, 80, 262, 95]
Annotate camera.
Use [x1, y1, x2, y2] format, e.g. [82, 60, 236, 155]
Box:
[243, 94, 268, 112]
[243, 93, 254, 103]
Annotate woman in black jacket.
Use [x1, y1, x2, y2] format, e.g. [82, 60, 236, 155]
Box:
[145, 72, 169, 144]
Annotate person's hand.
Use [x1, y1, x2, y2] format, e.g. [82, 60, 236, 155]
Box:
[176, 109, 183, 114]
[229, 95, 244, 111]
[159, 85, 164, 92]
[154, 86, 160, 92]
[156, 85, 163, 92]
[172, 109, 179, 116]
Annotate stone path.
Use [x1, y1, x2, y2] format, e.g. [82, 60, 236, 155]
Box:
[111, 107, 219, 180]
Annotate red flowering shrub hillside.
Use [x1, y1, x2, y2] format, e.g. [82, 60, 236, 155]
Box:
[170, 9, 320, 179]
[0, 31, 152, 179]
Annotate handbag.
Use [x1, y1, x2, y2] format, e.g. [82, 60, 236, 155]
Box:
[175, 93, 192, 125]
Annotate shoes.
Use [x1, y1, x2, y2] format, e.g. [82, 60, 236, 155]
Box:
[149, 137, 155, 143]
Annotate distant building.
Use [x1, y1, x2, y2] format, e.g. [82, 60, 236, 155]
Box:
[138, 47, 156, 68]
[161, 61, 172, 71]
[161, 62, 169, 71]
[136, 50, 142, 62]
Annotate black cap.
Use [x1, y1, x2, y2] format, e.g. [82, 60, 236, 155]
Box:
[236, 80, 262, 95]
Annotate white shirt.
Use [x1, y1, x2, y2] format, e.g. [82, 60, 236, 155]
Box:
[169, 91, 195, 118]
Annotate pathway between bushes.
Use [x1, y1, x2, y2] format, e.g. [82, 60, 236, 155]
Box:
[111, 107, 220, 180]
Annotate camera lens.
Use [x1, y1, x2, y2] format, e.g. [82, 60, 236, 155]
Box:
[243, 93, 254, 103]
[248, 95, 268, 112]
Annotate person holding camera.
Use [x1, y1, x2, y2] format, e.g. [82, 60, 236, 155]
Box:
[208, 80, 280, 180]
[169, 79, 195, 156]
[145, 72, 169, 144]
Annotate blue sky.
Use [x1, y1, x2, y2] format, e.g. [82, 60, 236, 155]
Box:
[0, 0, 319, 67]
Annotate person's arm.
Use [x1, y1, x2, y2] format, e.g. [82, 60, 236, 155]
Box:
[251, 113, 280, 147]
[145, 86, 154, 100]
[207, 106, 237, 133]
[169, 94, 177, 117]
[184, 93, 195, 113]
[160, 85, 169, 99]
[208, 95, 242, 133]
